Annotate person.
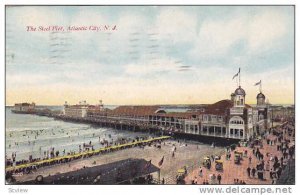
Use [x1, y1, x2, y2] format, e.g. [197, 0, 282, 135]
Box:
[266, 161, 270, 171]
[272, 177, 277, 185]
[249, 156, 252, 164]
[270, 169, 273, 179]
[244, 150, 248, 157]
[193, 177, 198, 184]
[211, 174, 216, 184]
[247, 167, 251, 177]
[277, 167, 282, 178]
[251, 168, 256, 178]
[199, 167, 203, 177]
[217, 174, 222, 184]
[162, 178, 165, 184]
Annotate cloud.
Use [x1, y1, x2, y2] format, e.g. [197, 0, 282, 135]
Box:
[247, 10, 289, 51]
[5, 6, 294, 105]
[154, 7, 198, 43]
[124, 58, 180, 75]
[189, 8, 291, 59]
[7, 6, 67, 39]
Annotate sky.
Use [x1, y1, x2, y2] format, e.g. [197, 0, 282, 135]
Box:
[5, 6, 294, 106]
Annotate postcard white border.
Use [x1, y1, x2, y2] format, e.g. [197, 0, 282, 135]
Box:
[0, 1, 298, 195]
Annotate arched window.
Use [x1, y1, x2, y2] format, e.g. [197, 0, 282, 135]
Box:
[229, 116, 244, 125]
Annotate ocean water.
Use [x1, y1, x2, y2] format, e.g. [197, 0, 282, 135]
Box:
[5, 107, 150, 161]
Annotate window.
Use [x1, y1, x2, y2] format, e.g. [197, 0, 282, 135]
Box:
[234, 129, 238, 135]
[230, 120, 244, 124]
[229, 116, 244, 125]
[209, 127, 214, 134]
[222, 127, 226, 134]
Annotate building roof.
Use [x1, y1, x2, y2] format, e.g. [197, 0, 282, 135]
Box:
[234, 86, 246, 96]
[66, 105, 101, 109]
[203, 100, 233, 115]
[20, 158, 160, 185]
[110, 105, 160, 116]
[15, 103, 32, 107]
[256, 92, 266, 99]
[245, 104, 252, 108]
[203, 99, 252, 115]
[155, 112, 196, 118]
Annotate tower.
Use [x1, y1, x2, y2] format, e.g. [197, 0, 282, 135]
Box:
[256, 92, 266, 106]
[231, 93, 236, 102]
[233, 86, 246, 107]
[99, 99, 104, 111]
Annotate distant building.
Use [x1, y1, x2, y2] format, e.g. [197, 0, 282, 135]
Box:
[65, 86, 273, 140]
[12, 102, 36, 113]
[63, 100, 104, 118]
[271, 105, 295, 122]
[183, 85, 272, 140]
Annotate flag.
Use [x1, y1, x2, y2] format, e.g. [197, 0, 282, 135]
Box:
[232, 68, 240, 80]
[254, 80, 261, 86]
[158, 156, 164, 166]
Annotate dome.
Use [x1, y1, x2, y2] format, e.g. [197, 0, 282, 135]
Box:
[256, 92, 265, 99]
[234, 86, 246, 96]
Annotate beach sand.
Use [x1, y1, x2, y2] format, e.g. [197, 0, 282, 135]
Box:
[14, 140, 224, 184]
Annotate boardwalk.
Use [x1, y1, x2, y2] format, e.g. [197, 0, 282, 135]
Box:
[185, 123, 295, 185]
[12, 140, 223, 184]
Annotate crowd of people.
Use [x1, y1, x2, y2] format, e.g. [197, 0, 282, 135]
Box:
[244, 122, 295, 184]
[185, 120, 295, 185]
[5, 135, 168, 181]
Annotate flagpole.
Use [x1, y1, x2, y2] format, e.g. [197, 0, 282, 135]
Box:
[260, 80, 262, 93]
[239, 68, 241, 87]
